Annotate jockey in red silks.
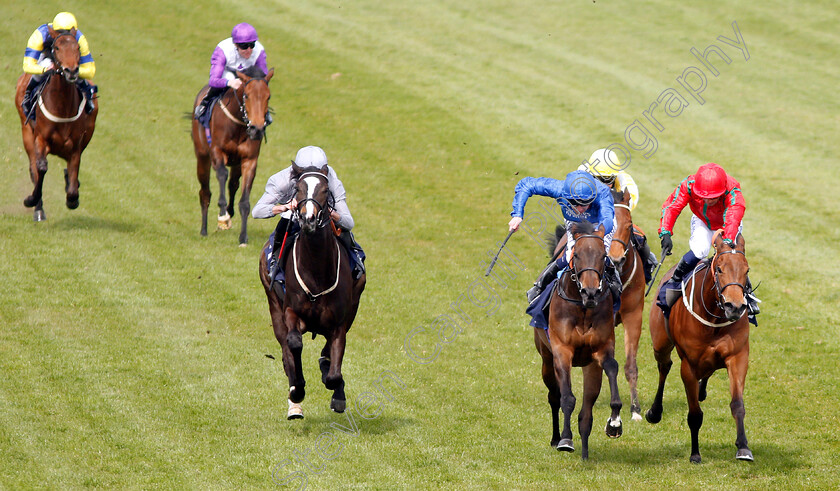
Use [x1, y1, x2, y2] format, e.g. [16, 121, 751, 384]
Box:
[194, 22, 271, 124]
[658, 162, 759, 314]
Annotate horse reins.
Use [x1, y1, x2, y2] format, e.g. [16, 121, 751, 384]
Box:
[681, 248, 749, 328]
[34, 33, 85, 123]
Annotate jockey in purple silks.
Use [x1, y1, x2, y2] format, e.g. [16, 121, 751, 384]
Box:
[194, 22, 271, 124]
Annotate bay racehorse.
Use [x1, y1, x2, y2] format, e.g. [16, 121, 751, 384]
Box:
[607, 189, 646, 421]
[192, 66, 273, 246]
[14, 27, 97, 221]
[645, 232, 753, 463]
[258, 164, 365, 419]
[535, 221, 622, 460]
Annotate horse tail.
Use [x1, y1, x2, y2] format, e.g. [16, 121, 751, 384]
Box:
[546, 224, 566, 257]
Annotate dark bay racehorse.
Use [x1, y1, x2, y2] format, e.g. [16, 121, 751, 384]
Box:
[535, 222, 622, 460]
[259, 164, 365, 419]
[608, 189, 646, 421]
[192, 66, 273, 246]
[15, 27, 97, 221]
[646, 233, 753, 463]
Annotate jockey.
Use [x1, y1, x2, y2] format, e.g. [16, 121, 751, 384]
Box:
[579, 148, 658, 283]
[194, 23, 271, 125]
[21, 12, 97, 116]
[658, 162, 759, 314]
[253, 146, 366, 291]
[508, 170, 621, 304]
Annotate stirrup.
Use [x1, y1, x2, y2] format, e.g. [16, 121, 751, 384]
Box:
[746, 293, 761, 315]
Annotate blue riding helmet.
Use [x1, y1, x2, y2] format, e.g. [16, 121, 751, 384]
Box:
[564, 170, 598, 205]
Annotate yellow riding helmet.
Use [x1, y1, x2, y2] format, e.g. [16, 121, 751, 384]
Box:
[586, 148, 622, 178]
[52, 12, 78, 31]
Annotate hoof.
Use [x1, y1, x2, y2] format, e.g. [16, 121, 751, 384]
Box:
[690, 454, 702, 464]
[631, 411, 643, 422]
[605, 417, 623, 438]
[736, 448, 754, 461]
[330, 397, 346, 413]
[555, 438, 574, 452]
[33, 209, 46, 222]
[645, 409, 662, 424]
[66, 197, 79, 209]
[238, 243, 248, 248]
[287, 399, 303, 420]
[217, 213, 232, 230]
[23, 195, 37, 208]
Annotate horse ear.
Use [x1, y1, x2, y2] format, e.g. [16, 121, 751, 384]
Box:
[713, 232, 724, 250]
[265, 68, 274, 83]
[736, 233, 746, 251]
[291, 161, 303, 177]
[597, 223, 606, 237]
[48, 26, 58, 38]
[235, 71, 250, 82]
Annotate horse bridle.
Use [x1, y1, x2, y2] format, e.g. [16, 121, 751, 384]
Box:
[707, 248, 750, 315]
[568, 234, 607, 295]
[49, 32, 79, 83]
[293, 172, 335, 229]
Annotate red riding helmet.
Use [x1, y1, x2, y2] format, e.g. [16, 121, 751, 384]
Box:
[693, 163, 728, 199]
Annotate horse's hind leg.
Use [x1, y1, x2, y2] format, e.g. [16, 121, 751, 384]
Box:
[64, 153, 81, 209]
[534, 330, 561, 448]
[579, 363, 604, 460]
[726, 351, 753, 461]
[324, 327, 348, 413]
[699, 377, 709, 401]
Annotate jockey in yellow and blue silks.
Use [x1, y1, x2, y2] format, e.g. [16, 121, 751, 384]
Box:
[579, 148, 658, 283]
[21, 12, 97, 116]
[508, 170, 621, 303]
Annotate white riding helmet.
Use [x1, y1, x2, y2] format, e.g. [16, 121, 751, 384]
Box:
[293, 146, 328, 169]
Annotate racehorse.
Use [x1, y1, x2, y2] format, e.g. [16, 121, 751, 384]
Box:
[535, 221, 623, 460]
[14, 27, 97, 221]
[191, 66, 274, 246]
[607, 189, 646, 421]
[645, 232, 754, 463]
[258, 164, 365, 419]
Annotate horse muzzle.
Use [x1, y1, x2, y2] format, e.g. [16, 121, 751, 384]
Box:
[722, 301, 747, 321]
[246, 125, 264, 141]
[60, 67, 79, 83]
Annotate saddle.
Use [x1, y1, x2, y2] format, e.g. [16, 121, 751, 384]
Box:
[656, 261, 709, 318]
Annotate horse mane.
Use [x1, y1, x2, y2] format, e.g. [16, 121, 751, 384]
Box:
[611, 189, 625, 203]
[241, 66, 267, 79]
[569, 220, 596, 236]
[545, 224, 566, 256]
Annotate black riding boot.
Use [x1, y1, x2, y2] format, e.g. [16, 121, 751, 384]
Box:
[195, 86, 225, 118]
[745, 276, 761, 315]
[526, 257, 565, 304]
[21, 76, 39, 116]
[77, 81, 97, 113]
[338, 231, 366, 280]
[669, 251, 701, 286]
[606, 258, 623, 302]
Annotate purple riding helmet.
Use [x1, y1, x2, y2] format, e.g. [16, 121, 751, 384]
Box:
[232, 23, 258, 44]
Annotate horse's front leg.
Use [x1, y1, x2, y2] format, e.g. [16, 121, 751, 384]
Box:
[283, 308, 306, 406]
[726, 350, 753, 461]
[680, 359, 704, 463]
[646, 308, 673, 424]
[599, 348, 623, 439]
[534, 330, 561, 448]
[210, 148, 231, 229]
[621, 301, 644, 420]
[551, 342, 576, 452]
[322, 326, 348, 413]
[64, 152, 81, 209]
[23, 134, 48, 221]
[579, 363, 604, 460]
[236, 157, 258, 246]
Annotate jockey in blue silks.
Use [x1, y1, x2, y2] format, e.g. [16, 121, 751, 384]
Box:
[508, 170, 621, 304]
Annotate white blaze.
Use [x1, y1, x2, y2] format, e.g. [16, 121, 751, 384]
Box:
[302, 176, 321, 219]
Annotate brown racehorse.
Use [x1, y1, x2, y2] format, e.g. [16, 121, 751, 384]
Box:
[607, 189, 646, 421]
[646, 233, 753, 463]
[258, 164, 365, 419]
[15, 27, 97, 221]
[535, 221, 622, 460]
[191, 66, 273, 246]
